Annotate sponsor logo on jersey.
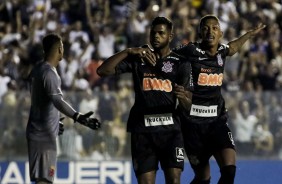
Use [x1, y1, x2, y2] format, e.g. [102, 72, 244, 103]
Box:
[176, 147, 185, 162]
[198, 73, 223, 86]
[190, 104, 218, 117]
[143, 78, 172, 92]
[217, 54, 223, 66]
[162, 61, 174, 73]
[200, 68, 212, 73]
[196, 47, 205, 54]
[144, 73, 156, 77]
[167, 56, 179, 60]
[199, 57, 208, 60]
[144, 113, 174, 126]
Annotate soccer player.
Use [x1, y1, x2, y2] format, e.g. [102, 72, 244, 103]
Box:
[26, 33, 101, 184]
[97, 17, 193, 184]
[174, 15, 266, 184]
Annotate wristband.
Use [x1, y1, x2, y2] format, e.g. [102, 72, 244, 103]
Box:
[72, 112, 81, 123]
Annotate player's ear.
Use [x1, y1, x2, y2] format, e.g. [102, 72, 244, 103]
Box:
[58, 46, 63, 54]
[169, 33, 174, 42]
[219, 30, 223, 38]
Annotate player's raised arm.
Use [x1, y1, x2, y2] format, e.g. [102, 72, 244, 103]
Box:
[228, 23, 266, 56]
[96, 49, 131, 76]
[97, 47, 156, 77]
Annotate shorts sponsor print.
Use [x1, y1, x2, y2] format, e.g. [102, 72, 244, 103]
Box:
[144, 113, 174, 126]
[190, 104, 218, 117]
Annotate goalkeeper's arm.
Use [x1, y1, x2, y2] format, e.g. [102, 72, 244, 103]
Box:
[50, 95, 101, 130]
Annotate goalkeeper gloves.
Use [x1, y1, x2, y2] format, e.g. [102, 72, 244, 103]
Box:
[58, 117, 65, 136]
[72, 111, 101, 130]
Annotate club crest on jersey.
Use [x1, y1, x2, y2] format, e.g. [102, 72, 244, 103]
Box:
[162, 61, 174, 73]
[49, 166, 55, 177]
[217, 54, 223, 66]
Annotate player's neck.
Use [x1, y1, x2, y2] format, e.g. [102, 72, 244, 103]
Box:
[200, 43, 218, 56]
[156, 47, 171, 59]
[45, 56, 59, 67]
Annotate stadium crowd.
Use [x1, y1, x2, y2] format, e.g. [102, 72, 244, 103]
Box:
[0, 0, 282, 160]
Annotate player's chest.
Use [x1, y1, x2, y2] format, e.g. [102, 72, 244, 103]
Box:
[137, 60, 180, 80]
[191, 52, 225, 72]
[190, 55, 225, 87]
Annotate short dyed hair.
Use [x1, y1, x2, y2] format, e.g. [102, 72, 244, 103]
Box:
[42, 33, 62, 55]
[151, 16, 173, 31]
[199, 15, 220, 30]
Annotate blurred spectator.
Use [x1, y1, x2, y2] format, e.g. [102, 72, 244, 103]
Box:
[78, 89, 100, 119]
[85, 51, 103, 88]
[97, 83, 117, 123]
[69, 20, 89, 43]
[206, 0, 238, 32]
[58, 52, 79, 90]
[97, 25, 115, 60]
[101, 122, 120, 158]
[58, 118, 87, 160]
[233, 100, 258, 156]
[0, 69, 11, 104]
[252, 123, 274, 157]
[111, 119, 127, 158]
[127, 11, 149, 47]
[90, 141, 111, 160]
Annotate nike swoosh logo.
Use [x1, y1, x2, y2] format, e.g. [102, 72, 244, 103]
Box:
[199, 57, 208, 60]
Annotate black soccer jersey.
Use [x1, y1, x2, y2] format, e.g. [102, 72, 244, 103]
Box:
[116, 52, 192, 133]
[174, 42, 229, 124]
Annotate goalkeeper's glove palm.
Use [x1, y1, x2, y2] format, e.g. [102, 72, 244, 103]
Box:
[73, 111, 101, 130]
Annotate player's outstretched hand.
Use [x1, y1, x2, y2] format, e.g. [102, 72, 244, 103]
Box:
[58, 117, 65, 136]
[249, 23, 266, 37]
[73, 111, 101, 130]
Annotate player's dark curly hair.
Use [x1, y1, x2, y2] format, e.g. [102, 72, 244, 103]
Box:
[151, 16, 173, 31]
[42, 33, 62, 55]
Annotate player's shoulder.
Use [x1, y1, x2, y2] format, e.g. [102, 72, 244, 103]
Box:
[169, 51, 189, 62]
[218, 43, 229, 50]
[173, 42, 196, 51]
[38, 62, 58, 79]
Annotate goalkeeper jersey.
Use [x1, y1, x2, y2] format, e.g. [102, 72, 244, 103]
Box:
[26, 61, 62, 141]
[115, 52, 193, 133]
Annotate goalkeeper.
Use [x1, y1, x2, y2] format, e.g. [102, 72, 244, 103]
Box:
[26, 33, 101, 184]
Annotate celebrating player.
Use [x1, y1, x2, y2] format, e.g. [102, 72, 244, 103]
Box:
[174, 15, 266, 184]
[26, 33, 101, 184]
[97, 17, 193, 184]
